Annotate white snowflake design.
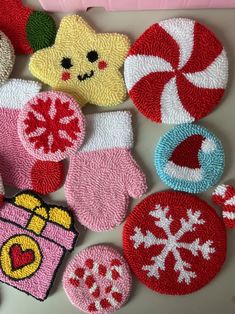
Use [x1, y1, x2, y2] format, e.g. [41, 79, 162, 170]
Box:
[130, 205, 216, 285]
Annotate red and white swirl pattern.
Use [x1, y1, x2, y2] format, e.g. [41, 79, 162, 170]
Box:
[124, 18, 228, 124]
[212, 184, 235, 228]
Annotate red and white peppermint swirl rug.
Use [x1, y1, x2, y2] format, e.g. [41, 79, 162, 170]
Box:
[63, 245, 132, 313]
[124, 18, 228, 124]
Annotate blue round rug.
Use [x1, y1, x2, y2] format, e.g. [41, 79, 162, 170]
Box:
[155, 124, 225, 193]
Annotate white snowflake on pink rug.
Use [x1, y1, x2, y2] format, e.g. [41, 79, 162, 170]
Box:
[131, 204, 215, 285]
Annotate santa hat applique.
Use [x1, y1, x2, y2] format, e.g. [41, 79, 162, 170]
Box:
[212, 184, 235, 228]
[155, 124, 225, 193]
[165, 134, 216, 182]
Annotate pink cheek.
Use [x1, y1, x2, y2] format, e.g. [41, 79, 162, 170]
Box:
[61, 72, 71, 81]
[98, 61, 108, 70]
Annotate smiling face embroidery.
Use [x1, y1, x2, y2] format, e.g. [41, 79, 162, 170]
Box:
[77, 70, 94, 82]
[29, 15, 130, 107]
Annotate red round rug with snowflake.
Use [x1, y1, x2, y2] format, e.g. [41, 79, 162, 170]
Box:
[123, 191, 226, 295]
[17, 91, 86, 162]
[124, 18, 228, 124]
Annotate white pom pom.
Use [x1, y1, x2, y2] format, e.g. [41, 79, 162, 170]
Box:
[201, 138, 216, 153]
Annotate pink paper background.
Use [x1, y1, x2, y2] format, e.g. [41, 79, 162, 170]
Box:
[39, 0, 235, 12]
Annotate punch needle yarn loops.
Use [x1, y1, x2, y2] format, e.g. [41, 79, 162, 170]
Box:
[155, 124, 225, 193]
[29, 15, 130, 107]
[63, 245, 132, 313]
[123, 191, 226, 295]
[124, 18, 228, 123]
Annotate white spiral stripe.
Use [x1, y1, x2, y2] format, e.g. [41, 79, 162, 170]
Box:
[159, 18, 195, 69]
[184, 49, 228, 89]
[161, 76, 194, 124]
[124, 55, 173, 91]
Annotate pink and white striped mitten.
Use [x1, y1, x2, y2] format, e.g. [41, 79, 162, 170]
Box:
[65, 111, 147, 232]
[0, 79, 64, 194]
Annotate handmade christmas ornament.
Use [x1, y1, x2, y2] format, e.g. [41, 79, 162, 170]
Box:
[0, 79, 64, 194]
[63, 245, 132, 313]
[18, 91, 86, 162]
[29, 15, 130, 107]
[0, 0, 56, 55]
[0, 190, 77, 300]
[123, 191, 227, 295]
[65, 111, 147, 232]
[124, 17, 228, 124]
[0, 174, 5, 205]
[212, 184, 235, 228]
[155, 124, 224, 193]
[0, 32, 15, 85]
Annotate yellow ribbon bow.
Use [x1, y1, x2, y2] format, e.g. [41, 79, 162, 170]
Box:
[11, 191, 72, 235]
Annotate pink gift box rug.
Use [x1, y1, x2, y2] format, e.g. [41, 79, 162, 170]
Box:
[0, 190, 78, 301]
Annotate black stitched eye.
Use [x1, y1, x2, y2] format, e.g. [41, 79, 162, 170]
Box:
[86, 50, 99, 63]
[61, 57, 73, 69]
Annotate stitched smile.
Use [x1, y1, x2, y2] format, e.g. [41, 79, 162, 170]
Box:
[77, 70, 94, 82]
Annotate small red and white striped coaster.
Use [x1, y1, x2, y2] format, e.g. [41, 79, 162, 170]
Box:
[212, 184, 235, 228]
[63, 245, 132, 313]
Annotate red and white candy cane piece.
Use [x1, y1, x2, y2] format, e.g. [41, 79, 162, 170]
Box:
[69, 259, 123, 299]
[85, 258, 122, 281]
[69, 267, 100, 298]
[88, 285, 123, 312]
[212, 184, 235, 228]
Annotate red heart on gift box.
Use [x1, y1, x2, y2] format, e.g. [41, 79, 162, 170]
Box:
[10, 244, 35, 270]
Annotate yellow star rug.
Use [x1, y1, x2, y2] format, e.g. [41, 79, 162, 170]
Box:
[29, 15, 130, 107]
